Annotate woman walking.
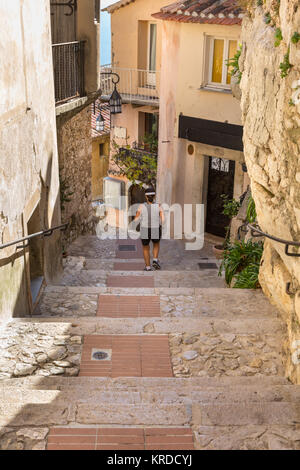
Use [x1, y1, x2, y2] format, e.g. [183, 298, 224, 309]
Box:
[134, 187, 164, 271]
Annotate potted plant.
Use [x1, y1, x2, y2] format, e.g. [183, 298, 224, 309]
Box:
[213, 195, 241, 259]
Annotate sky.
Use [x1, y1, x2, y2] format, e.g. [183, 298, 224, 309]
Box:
[100, 1, 118, 65]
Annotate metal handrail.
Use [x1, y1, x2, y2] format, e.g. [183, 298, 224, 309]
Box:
[247, 223, 300, 258]
[0, 223, 68, 251]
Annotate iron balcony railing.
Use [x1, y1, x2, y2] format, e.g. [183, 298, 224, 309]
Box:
[52, 41, 85, 105]
[119, 146, 158, 160]
[100, 64, 160, 106]
[0, 224, 68, 251]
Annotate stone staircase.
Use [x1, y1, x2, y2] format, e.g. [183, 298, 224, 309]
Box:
[0, 236, 299, 450]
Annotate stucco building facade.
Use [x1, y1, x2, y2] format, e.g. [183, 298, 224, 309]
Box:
[0, 0, 101, 321]
[154, 0, 250, 238]
[0, 0, 61, 320]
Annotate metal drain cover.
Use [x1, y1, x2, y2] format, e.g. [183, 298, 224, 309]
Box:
[198, 263, 218, 270]
[119, 245, 137, 252]
[91, 349, 112, 361]
[93, 351, 108, 360]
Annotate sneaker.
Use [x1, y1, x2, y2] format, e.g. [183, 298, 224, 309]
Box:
[152, 260, 161, 270]
[144, 266, 153, 271]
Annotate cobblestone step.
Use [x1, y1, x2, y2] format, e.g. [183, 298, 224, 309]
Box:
[0, 383, 299, 428]
[16, 316, 284, 335]
[0, 375, 291, 389]
[1, 235, 297, 450]
[56, 269, 226, 288]
[36, 286, 281, 320]
[2, 382, 299, 403]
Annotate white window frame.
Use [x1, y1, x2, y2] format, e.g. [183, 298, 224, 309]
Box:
[206, 36, 238, 89]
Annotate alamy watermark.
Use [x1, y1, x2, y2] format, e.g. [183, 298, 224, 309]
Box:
[94, 198, 205, 250]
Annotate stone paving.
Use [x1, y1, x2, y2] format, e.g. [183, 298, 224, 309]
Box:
[0, 234, 300, 450]
[0, 323, 81, 379]
[170, 332, 284, 378]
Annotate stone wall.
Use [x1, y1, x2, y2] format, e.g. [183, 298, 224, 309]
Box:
[57, 107, 95, 250]
[240, 0, 300, 383]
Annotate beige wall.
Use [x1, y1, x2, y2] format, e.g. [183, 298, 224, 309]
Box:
[77, 0, 100, 93]
[0, 0, 61, 321]
[108, 0, 165, 153]
[157, 19, 246, 232]
[110, 0, 166, 70]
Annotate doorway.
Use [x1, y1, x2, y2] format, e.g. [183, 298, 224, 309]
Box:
[27, 204, 44, 305]
[205, 157, 235, 237]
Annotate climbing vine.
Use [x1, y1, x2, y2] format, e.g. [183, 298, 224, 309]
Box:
[279, 49, 292, 78]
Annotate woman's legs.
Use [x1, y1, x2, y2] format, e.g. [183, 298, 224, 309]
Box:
[153, 241, 160, 260]
[142, 245, 151, 267]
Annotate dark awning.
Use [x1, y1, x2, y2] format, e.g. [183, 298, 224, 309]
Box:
[178, 115, 244, 152]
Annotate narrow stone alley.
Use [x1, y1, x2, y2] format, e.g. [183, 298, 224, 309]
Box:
[0, 235, 299, 450]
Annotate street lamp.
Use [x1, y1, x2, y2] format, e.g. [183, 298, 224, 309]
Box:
[96, 112, 105, 133]
[100, 72, 122, 115]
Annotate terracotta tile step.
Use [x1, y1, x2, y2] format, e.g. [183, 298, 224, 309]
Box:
[47, 427, 194, 451]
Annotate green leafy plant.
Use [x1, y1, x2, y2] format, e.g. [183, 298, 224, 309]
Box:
[246, 196, 257, 223]
[111, 136, 158, 187]
[142, 133, 158, 154]
[226, 44, 243, 84]
[279, 49, 292, 78]
[274, 28, 283, 47]
[291, 32, 300, 44]
[220, 195, 241, 248]
[233, 263, 261, 289]
[219, 240, 264, 289]
[264, 12, 272, 24]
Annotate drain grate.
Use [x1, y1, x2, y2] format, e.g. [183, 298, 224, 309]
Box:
[91, 349, 112, 361]
[93, 351, 108, 360]
[198, 263, 218, 270]
[118, 245, 137, 252]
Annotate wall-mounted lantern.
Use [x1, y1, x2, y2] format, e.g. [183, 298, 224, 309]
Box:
[96, 112, 105, 133]
[100, 72, 122, 115]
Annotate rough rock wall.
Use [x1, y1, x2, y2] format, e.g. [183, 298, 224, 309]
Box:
[240, 0, 300, 383]
[57, 107, 95, 249]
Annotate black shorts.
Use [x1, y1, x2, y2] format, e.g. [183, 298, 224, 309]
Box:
[140, 227, 162, 246]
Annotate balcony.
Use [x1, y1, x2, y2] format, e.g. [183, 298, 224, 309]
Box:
[100, 65, 160, 107]
[52, 41, 85, 105]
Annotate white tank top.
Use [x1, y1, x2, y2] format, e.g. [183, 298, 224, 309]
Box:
[140, 203, 160, 228]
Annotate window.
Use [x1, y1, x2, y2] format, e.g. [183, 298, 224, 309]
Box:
[206, 37, 238, 89]
[148, 24, 157, 72]
[145, 113, 158, 138]
[210, 157, 230, 173]
[99, 143, 105, 156]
